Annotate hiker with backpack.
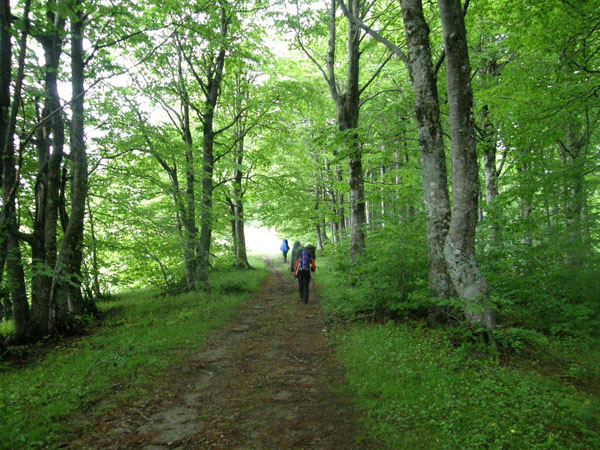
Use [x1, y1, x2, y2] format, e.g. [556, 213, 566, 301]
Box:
[280, 239, 289, 262]
[289, 241, 301, 272]
[293, 247, 316, 304]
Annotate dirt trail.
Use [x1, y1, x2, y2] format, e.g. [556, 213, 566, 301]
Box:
[82, 259, 372, 449]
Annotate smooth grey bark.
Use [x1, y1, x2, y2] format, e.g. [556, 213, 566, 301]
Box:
[559, 120, 589, 266]
[0, 0, 9, 178]
[231, 133, 250, 270]
[30, 6, 67, 333]
[438, 0, 493, 332]
[380, 166, 386, 227]
[314, 186, 324, 251]
[177, 46, 197, 289]
[323, 157, 340, 243]
[229, 73, 252, 271]
[194, 6, 229, 289]
[481, 104, 504, 248]
[339, 0, 454, 297]
[401, 0, 454, 298]
[341, 0, 366, 262]
[298, 0, 366, 261]
[86, 198, 101, 298]
[365, 169, 371, 227]
[0, 0, 11, 289]
[51, 0, 88, 326]
[2, 0, 31, 342]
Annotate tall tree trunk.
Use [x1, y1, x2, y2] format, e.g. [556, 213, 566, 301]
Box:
[31, 8, 67, 333]
[0, 0, 12, 317]
[438, 0, 493, 332]
[51, 0, 88, 326]
[232, 141, 250, 270]
[559, 118, 589, 266]
[327, 0, 365, 261]
[314, 187, 324, 251]
[194, 6, 229, 289]
[176, 44, 197, 290]
[2, 0, 31, 343]
[481, 105, 503, 248]
[323, 157, 339, 243]
[401, 0, 454, 298]
[0, 0, 10, 180]
[380, 166, 386, 227]
[345, 0, 365, 261]
[365, 169, 371, 227]
[86, 198, 101, 298]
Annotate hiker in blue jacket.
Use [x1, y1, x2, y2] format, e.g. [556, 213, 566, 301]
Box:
[280, 239, 289, 262]
[293, 247, 316, 304]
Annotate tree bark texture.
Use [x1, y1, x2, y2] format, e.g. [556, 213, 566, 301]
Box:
[51, 1, 88, 326]
[178, 46, 197, 289]
[438, 0, 493, 331]
[2, 0, 31, 342]
[31, 9, 67, 333]
[0, 0, 11, 290]
[194, 6, 229, 288]
[326, 0, 365, 262]
[232, 135, 250, 270]
[401, 0, 454, 298]
[481, 105, 503, 248]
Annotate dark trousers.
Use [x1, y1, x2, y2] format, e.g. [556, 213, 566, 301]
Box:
[297, 270, 311, 303]
[282, 251, 288, 262]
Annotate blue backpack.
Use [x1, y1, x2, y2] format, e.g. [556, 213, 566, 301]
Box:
[299, 249, 311, 272]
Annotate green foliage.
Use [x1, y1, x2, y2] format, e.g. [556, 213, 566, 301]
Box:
[0, 320, 13, 336]
[481, 241, 600, 338]
[0, 264, 268, 449]
[318, 220, 429, 320]
[494, 327, 549, 354]
[333, 322, 600, 449]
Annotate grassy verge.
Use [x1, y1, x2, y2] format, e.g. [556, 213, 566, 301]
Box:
[0, 257, 268, 449]
[317, 256, 600, 449]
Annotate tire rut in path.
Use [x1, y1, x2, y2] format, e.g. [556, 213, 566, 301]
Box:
[94, 258, 371, 449]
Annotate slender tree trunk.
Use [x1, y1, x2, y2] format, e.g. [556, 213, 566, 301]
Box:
[438, 0, 493, 332]
[194, 7, 229, 288]
[231, 152, 250, 269]
[314, 187, 324, 251]
[365, 169, 371, 227]
[177, 46, 197, 290]
[401, 0, 454, 298]
[328, 0, 365, 261]
[380, 166, 386, 227]
[559, 120, 587, 266]
[481, 105, 502, 247]
[323, 157, 339, 243]
[86, 198, 101, 298]
[0, 0, 10, 304]
[195, 121, 215, 288]
[345, 0, 366, 260]
[2, 0, 31, 343]
[31, 11, 67, 333]
[51, 0, 88, 326]
[0, 0, 10, 181]
[233, 199, 250, 269]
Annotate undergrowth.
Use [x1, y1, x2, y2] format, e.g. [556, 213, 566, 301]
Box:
[0, 257, 267, 449]
[316, 254, 600, 449]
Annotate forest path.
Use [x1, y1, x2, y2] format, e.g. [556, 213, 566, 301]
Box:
[81, 258, 371, 449]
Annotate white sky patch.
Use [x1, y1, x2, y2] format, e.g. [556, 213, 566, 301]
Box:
[245, 223, 283, 256]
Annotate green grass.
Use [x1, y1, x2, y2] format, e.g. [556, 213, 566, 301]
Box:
[0, 319, 14, 336]
[0, 257, 268, 449]
[317, 256, 600, 449]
